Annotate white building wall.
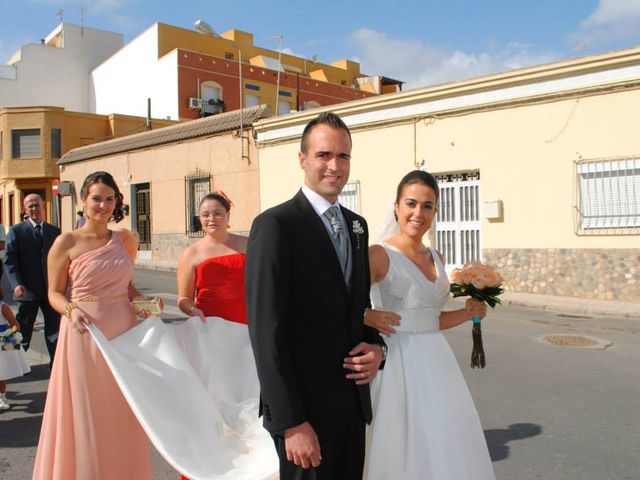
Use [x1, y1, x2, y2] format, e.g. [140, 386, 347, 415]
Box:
[91, 24, 179, 120]
[0, 23, 123, 112]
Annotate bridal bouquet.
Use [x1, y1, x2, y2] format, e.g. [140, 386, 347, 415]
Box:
[450, 262, 504, 369]
[0, 329, 23, 351]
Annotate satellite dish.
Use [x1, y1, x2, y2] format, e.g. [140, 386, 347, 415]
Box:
[311, 54, 318, 63]
[194, 20, 216, 36]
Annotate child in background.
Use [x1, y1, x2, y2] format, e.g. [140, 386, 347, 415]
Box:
[0, 299, 30, 410]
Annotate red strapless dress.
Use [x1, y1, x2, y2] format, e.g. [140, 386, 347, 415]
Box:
[194, 253, 247, 325]
[181, 253, 249, 479]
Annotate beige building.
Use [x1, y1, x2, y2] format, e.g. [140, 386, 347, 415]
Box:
[58, 105, 270, 262]
[0, 106, 175, 228]
[253, 48, 640, 302]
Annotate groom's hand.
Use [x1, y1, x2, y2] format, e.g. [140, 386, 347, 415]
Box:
[344, 342, 383, 385]
[285, 421, 322, 469]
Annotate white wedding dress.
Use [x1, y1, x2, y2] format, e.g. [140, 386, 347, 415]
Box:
[90, 316, 279, 480]
[364, 244, 495, 480]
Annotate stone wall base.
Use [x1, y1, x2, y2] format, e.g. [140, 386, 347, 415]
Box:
[149, 232, 250, 263]
[484, 248, 639, 302]
[150, 233, 198, 263]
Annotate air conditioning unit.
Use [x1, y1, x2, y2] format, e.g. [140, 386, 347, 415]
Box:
[189, 97, 203, 110]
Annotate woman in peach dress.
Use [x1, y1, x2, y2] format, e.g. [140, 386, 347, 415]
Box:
[33, 171, 151, 479]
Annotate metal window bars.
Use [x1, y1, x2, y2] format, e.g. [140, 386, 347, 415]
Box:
[185, 171, 211, 237]
[574, 157, 640, 235]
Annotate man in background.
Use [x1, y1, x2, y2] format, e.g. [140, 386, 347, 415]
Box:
[4, 194, 61, 367]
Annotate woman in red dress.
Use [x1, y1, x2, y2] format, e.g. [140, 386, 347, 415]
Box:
[177, 192, 247, 325]
[176, 192, 248, 480]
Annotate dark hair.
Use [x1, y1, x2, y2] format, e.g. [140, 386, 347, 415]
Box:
[300, 112, 352, 153]
[80, 171, 125, 223]
[395, 169, 440, 206]
[198, 192, 232, 212]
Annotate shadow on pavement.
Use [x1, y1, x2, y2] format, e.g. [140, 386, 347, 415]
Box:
[485, 422, 543, 462]
[0, 364, 49, 448]
[9, 362, 50, 385]
[0, 411, 44, 448]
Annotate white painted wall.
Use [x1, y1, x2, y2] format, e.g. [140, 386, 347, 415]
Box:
[255, 54, 640, 250]
[0, 23, 123, 112]
[91, 24, 179, 120]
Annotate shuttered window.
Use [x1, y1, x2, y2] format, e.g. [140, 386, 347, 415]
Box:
[12, 129, 41, 158]
[51, 129, 62, 158]
[577, 158, 640, 230]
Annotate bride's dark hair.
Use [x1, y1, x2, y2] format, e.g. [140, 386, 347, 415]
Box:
[80, 171, 125, 223]
[395, 170, 439, 204]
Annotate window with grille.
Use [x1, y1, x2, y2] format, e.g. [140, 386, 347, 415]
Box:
[339, 181, 360, 213]
[12, 129, 41, 158]
[434, 172, 481, 271]
[576, 158, 640, 232]
[185, 173, 211, 236]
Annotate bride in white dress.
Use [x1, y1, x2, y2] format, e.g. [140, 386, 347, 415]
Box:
[364, 170, 495, 480]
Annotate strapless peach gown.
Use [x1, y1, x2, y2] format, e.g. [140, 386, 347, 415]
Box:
[33, 231, 151, 480]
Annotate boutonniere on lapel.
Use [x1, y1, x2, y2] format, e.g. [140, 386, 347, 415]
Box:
[352, 220, 364, 249]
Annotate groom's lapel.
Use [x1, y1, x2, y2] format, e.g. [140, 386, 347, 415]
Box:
[294, 191, 348, 298]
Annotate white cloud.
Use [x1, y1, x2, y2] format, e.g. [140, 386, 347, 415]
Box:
[582, 0, 640, 26]
[570, 0, 640, 48]
[350, 28, 560, 89]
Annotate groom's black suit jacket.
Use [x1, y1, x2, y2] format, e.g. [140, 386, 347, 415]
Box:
[246, 190, 383, 437]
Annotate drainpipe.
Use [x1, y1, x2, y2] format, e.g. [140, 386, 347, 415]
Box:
[146, 98, 152, 130]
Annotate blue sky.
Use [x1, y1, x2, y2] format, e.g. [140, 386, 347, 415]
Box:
[2, 0, 640, 89]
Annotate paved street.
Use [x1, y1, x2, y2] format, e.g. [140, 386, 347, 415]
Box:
[1, 268, 639, 479]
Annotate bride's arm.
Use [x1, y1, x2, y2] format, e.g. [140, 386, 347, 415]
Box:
[439, 299, 487, 330]
[368, 244, 389, 284]
[364, 245, 400, 335]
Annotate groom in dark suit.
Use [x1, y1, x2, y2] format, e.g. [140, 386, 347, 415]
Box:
[4, 193, 61, 365]
[246, 112, 385, 479]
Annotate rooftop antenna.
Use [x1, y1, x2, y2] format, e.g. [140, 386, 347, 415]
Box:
[56, 9, 64, 24]
[80, 6, 85, 36]
[194, 20, 217, 36]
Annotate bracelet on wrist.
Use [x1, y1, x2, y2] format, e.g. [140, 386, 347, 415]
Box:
[63, 301, 78, 320]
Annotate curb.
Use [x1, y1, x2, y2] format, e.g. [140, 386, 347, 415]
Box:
[134, 260, 177, 272]
[501, 292, 640, 319]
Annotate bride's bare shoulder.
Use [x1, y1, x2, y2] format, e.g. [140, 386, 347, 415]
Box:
[368, 244, 390, 283]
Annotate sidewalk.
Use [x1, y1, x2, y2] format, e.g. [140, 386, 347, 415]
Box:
[500, 291, 639, 319]
[135, 259, 640, 319]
